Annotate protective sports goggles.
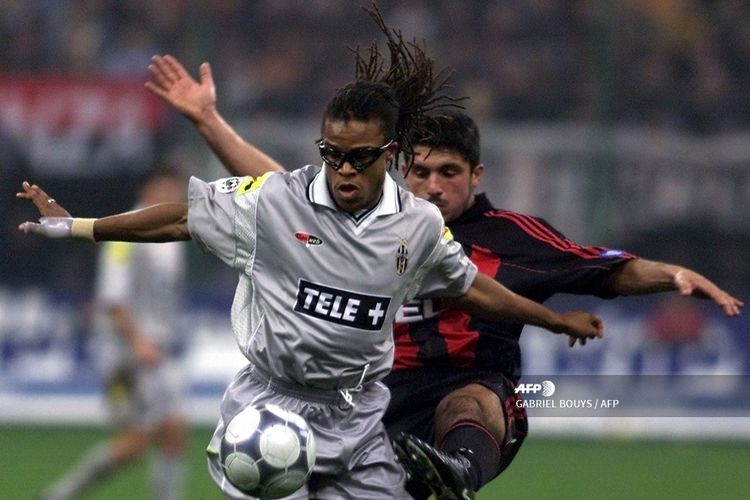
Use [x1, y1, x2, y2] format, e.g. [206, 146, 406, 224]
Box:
[316, 139, 395, 172]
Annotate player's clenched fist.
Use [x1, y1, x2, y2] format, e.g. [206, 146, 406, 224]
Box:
[558, 311, 604, 347]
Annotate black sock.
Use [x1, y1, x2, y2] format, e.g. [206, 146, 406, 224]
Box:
[405, 476, 432, 500]
[439, 420, 501, 490]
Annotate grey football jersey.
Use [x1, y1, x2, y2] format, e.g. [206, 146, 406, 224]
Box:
[188, 165, 477, 390]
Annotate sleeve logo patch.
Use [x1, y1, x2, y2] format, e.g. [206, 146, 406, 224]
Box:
[294, 280, 391, 331]
[216, 177, 241, 193]
[600, 249, 625, 258]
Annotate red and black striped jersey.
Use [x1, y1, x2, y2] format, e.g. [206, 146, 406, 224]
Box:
[391, 193, 636, 381]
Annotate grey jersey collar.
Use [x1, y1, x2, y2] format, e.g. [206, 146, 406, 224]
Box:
[307, 166, 402, 219]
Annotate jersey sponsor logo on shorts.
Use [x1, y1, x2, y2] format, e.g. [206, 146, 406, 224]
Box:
[395, 298, 440, 322]
[216, 177, 241, 193]
[295, 232, 323, 247]
[294, 279, 391, 331]
[396, 237, 408, 275]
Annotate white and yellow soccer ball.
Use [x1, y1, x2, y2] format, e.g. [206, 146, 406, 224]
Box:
[220, 403, 316, 499]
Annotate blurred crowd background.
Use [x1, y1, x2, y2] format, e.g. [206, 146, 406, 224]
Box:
[2, 0, 749, 333]
[3, 0, 750, 130]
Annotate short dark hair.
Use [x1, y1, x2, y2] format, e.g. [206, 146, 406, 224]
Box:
[409, 110, 481, 168]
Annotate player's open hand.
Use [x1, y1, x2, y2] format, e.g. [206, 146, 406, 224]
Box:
[559, 311, 604, 347]
[673, 269, 744, 317]
[16, 181, 79, 238]
[145, 54, 216, 124]
[16, 181, 71, 218]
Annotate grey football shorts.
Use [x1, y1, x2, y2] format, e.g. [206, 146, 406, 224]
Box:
[206, 363, 409, 500]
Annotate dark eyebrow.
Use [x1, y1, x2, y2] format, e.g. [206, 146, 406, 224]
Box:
[411, 161, 463, 170]
[439, 162, 463, 170]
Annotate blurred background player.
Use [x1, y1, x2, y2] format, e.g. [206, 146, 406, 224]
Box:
[144, 53, 743, 500]
[39, 168, 188, 500]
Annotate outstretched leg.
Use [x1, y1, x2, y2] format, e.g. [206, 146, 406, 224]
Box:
[395, 377, 527, 500]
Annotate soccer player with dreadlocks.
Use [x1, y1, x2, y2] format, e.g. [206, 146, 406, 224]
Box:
[138, 6, 742, 500]
[17, 10, 606, 498]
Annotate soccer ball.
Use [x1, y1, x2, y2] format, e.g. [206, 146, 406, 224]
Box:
[220, 403, 316, 499]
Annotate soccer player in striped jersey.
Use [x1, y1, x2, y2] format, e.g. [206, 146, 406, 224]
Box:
[141, 51, 743, 499]
[384, 110, 741, 500]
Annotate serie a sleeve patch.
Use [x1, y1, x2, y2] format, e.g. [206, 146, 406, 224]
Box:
[215, 177, 242, 193]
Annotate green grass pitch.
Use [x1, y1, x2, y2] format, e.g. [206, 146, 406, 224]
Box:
[2, 425, 748, 499]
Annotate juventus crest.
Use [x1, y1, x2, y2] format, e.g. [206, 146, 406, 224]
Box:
[396, 237, 409, 275]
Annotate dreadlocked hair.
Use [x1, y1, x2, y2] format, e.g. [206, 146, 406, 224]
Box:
[323, 3, 465, 168]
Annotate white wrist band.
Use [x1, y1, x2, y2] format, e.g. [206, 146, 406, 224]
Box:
[71, 218, 97, 241]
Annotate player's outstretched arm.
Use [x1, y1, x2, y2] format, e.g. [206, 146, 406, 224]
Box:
[17, 181, 190, 243]
[452, 272, 603, 347]
[611, 258, 743, 317]
[145, 54, 284, 178]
